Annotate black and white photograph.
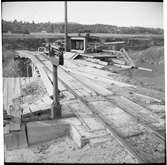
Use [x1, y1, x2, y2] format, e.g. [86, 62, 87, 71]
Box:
[1, 1, 165, 164]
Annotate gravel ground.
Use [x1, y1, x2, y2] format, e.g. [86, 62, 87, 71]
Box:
[126, 132, 165, 163]
[5, 136, 138, 163]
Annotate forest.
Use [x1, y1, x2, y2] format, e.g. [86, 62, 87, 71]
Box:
[2, 20, 163, 34]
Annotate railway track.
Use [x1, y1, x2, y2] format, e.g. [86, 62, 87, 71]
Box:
[61, 66, 165, 140]
[34, 53, 165, 163]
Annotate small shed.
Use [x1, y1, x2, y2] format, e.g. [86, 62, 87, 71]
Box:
[69, 36, 88, 53]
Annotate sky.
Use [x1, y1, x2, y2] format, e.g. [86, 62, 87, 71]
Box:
[2, 1, 163, 28]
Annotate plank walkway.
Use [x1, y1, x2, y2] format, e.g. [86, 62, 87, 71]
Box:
[11, 50, 165, 163]
[15, 50, 165, 129]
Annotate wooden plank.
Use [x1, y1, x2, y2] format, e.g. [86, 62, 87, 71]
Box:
[67, 105, 92, 131]
[9, 118, 21, 131]
[41, 95, 53, 104]
[85, 58, 108, 66]
[114, 63, 132, 69]
[63, 118, 110, 148]
[17, 51, 64, 94]
[43, 61, 53, 70]
[69, 71, 112, 96]
[4, 124, 10, 134]
[20, 77, 26, 88]
[38, 66, 53, 96]
[114, 96, 163, 124]
[43, 67, 66, 91]
[3, 77, 51, 117]
[112, 59, 126, 65]
[64, 52, 78, 60]
[147, 104, 165, 112]
[120, 48, 135, 67]
[14, 78, 21, 98]
[44, 55, 59, 66]
[29, 104, 51, 113]
[27, 95, 52, 113]
[16, 51, 53, 96]
[69, 101, 93, 116]
[58, 68, 96, 97]
[133, 87, 165, 101]
[87, 100, 157, 138]
[138, 67, 152, 72]
[76, 65, 116, 77]
[102, 49, 121, 54]
[7, 78, 14, 108]
[63, 59, 117, 77]
[64, 59, 79, 69]
[24, 77, 34, 85]
[3, 78, 8, 111]
[74, 59, 104, 68]
[3, 78, 23, 119]
[22, 103, 31, 115]
[81, 53, 117, 58]
[64, 66, 134, 88]
[34, 54, 67, 91]
[134, 92, 162, 103]
[70, 125, 89, 148]
[60, 91, 76, 103]
[81, 117, 105, 131]
[67, 103, 108, 132]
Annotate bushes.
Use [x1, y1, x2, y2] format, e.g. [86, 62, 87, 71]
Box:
[2, 48, 32, 77]
[2, 52, 21, 77]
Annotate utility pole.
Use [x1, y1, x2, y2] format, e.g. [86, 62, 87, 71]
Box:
[50, 2, 67, 119]
[65, 1, 68, 52]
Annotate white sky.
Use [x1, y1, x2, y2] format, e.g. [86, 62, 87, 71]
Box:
[2, 1, 163, 28]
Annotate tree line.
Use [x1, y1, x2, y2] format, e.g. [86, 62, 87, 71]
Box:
[2, 20, 163, 34]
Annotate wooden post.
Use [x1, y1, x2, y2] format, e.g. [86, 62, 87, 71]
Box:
[51, 64, 61, 119]
[49, 46, 61, 119]
[65, 1, 68, 52]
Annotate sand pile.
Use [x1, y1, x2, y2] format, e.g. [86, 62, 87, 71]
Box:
[132, 46, 164, 66]
[111, 46, 165, 91]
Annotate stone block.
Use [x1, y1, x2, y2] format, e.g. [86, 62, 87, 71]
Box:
[4, 125, 27, 150]
[26, 120, 70, 145]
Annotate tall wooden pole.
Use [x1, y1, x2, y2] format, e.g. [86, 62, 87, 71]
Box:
[50, 47, 61, 119]
[65, 1, 68, 52]
[51, 64, 61, 119]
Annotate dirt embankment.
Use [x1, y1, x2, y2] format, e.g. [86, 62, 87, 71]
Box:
[131, 46, 164, 91]
[132, 46, 164, 67]
[5, 136, 136, 163]
[112, 46, 165, 91]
